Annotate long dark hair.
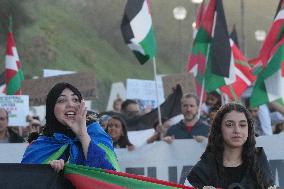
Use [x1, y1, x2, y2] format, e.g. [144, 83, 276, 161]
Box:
[42, 82, 82, 138]
[205, 103, 265, 188]
[107, 115, 133, 148]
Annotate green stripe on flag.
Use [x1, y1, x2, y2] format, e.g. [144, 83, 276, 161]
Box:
[251, 42, 284, 107]
[139, 27, 156, 58]
[98, 143, 120, 171]
[64, 164, 182, 189]
[43, 144, 68, 164]
[6, 72, 22, 95]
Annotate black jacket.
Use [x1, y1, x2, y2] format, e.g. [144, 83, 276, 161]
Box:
[8, 128, 24, 143]
[186, 147, 274, 189]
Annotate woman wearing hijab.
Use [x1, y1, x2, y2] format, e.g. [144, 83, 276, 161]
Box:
[21, 82, 119, 172]
[184, 103, 275, 189]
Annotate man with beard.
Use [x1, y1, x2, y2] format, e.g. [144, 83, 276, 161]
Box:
[0, 108, 24, 143]
[163, 93, 209, 143]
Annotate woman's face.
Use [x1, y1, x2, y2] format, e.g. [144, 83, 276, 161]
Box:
[54, 88, 80, 125]
[221, 110, 248, 150]
[107, 118, 124, 142]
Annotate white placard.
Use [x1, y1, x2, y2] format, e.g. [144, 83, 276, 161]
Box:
[43, 69, 75, 77]
[0, 95, 29, 126]
[126, 78, 164, 108]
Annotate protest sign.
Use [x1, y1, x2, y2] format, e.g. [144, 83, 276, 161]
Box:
[0, 95, 29, 126]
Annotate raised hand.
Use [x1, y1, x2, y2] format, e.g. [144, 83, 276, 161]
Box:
[65, 100, 88, 139]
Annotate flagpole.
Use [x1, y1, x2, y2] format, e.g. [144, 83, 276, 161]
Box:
[152, 57, 162, 125]
[197, 79, 205, 119]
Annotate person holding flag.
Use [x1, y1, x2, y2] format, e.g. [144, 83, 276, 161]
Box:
[21, 82, 119, 172]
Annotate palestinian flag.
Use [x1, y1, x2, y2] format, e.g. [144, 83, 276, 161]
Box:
[5, 18, 24, 95]
[64, 164, 194, 189]
[257, 0, 284, 68]
[220, 39, 256, 100]
[121, 0, 157, 65]
[250, 36, 284, 107]
[187, 0, 232, 96]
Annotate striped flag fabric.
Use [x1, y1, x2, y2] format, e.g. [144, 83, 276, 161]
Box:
[204, 0, 233, 92]
[187, 0, 233, 95]
[250, 0, 284, 107]
[187, 0, 216, 97]
[256, 0, 284, 68]
[121, 0, 157, 65]
[250, 36, 284, 107]
[220, 39, 256, 100]
[5, 21, 24, 95]
[64, 164, 194, 189]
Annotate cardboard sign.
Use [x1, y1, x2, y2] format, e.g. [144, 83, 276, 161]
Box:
[162, 73, 196, 97]
[0, 95, 29, 126]
[22, 72, 96, 106]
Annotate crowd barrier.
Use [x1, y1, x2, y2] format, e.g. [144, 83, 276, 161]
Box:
[0, 134, 283, 188]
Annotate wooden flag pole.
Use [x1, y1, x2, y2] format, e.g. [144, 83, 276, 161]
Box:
[152, 57, 162, 125]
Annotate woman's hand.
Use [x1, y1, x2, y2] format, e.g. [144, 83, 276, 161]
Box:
[49, 159, 64, 173]
[65, 100, 88, 139]
[268, 186, 277, 189]
[64, 100, 91, 158]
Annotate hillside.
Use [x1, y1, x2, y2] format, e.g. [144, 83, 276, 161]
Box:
[0, 0, 278, 111]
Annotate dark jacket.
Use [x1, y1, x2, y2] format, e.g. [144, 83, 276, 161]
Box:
[186, 147, 274, 189]
[8, 127, 24, 143]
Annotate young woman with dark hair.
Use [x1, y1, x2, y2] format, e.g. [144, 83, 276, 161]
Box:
[106, 115, 134, 150]
[21, 82, 119, 171]
[185, 103, 275, 189]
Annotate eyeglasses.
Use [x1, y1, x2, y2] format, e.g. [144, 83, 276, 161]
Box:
[31, 124, 40, 127]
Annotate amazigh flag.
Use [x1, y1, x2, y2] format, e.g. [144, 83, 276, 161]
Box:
[121, 0, 157, 65]
[64, 164, 194, 189]
[5, 18, 24, 95]
[187, 0, 232, 95]
[250, 36, 284, 107]
[220, 39, 256, 100]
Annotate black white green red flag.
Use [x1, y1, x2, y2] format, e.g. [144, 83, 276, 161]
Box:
[5, 19, 24, 95]
[250, 0, 284, 107]
[255, 0, 284, 68]
[250, 37, 284, 107]
[121, 0, 157, 65]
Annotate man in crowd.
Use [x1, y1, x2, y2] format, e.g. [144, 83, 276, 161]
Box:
[0, 108, 24, 143]
[121, 99, 140, 118]
[164, 93, 209, 143]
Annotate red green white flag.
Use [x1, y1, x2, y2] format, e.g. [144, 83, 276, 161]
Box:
[219, 39, 256, 100]
[64, 164, 194, 189]
[5, 31, 24, 95]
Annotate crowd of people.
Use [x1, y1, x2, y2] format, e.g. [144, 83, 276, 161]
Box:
[0, 82, 283, 188]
